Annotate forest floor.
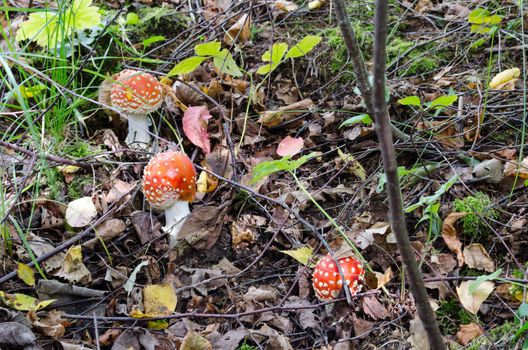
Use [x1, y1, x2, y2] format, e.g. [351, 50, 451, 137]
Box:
[1, 0, 528, 349]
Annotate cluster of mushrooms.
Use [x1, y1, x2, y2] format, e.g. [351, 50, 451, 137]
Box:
[107, 69, 366, 301]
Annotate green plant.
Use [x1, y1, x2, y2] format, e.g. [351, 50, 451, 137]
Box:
[398, 91, 458, 115]
[237, 340, 258, 350]
[436, 298, 473, 335]
[453, 192, 499, 238]
[467, 7, 502, 49]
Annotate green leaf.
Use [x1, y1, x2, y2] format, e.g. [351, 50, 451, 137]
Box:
[256, 62, 279, 75]
[339, 114, 373, 128]
[142, 35, 165, 48]
[470, 24, 491, 34]
[470, 38, 487, 48]
[468, 8, 502, 25]
[195, 41, 221, 56]
[126, 12, 139, 25]
[167, 56, 207, 76]
[427, 94, 458, 110]
[469, 269, 502, 294]
[285, 35, 322, 58]
[405, 174, 458, 213]
[251, 154, 316, 183]
[213, 49, 243, 77]
[280, 247, 314, 266]
[397, 95, 421, 107]
[261, 42, 289, 63]
[65, 0, 102, 31]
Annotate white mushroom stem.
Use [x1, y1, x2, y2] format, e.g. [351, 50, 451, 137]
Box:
[125, 114, 151, 149]
[164, 200, 191, 247]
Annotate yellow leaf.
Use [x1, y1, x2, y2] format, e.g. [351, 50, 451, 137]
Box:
[143, 284, 177, 316]
[456, 280, 494, 314]
[196, 171, 218, 193]
[338, 149, 366, 180]
[0, 291, 55, 311]
[489, 68, 520, 89]
[17, 262, 35, 286]
[280, 246, 313, 266]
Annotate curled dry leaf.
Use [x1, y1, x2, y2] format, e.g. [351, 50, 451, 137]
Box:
[179, 205, 229, 250]
[463, 243, 495, 272]
[489, 67, 520, 90]
[456, 280, 494, 314]
[456, 323, 483, 346]
[361, 295, 390, 320]
[223, 14, 251, 46]
[258, 98, 314, 127]
[183, 106, 212, 154]
[430, 253, 457, 275]
[56, 246, 91, 284]
[365, 267, 392, 290]
[277, 136, 303, 157]
[441, 212, 466, 266]
[503, 156, 528, 179]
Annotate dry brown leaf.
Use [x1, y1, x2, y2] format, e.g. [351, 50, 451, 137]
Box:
[84, 219, 126, 249]
[456, 280, 494, 314]
[55, 245, 91, 284]
[441, 212, 467, 266]
[223, 14, 251, 46]
[231, 214, 266, 248]
[243, 286, 276, 302]
[463, 244, 495, 272]
[503, 156, 528, 179]
[361, 295, 390, 320]
[365, 267, 392, 290]
[456, 323, 483, 346]
[416, 120, 464, 149]
[430, 253, 457, 275]
[179, 205, 229, 250]
[258, 99, 314, 127]
[29, 310, 65, 339]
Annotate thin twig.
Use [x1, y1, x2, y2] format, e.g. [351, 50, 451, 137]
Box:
[372, 1, 446, 349]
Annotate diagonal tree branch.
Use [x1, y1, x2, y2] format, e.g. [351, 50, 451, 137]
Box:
[371, 0, 446, 349]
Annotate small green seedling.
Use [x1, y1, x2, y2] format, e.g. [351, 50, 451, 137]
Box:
[251, 153, 317, 183]
[168, 41, 242, 77]
[467, 8, 502, 48]
[405, 174, 458, 213]
[398, 91, 458, 115]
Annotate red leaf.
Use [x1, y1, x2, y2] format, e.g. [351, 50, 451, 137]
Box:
[277, 136, 303, 156]
[183, 106, 212, 154]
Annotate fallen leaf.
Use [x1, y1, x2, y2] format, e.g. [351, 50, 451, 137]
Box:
[351, 222, 390, 249]
[274, 0, 298, 12]
[365, 267, 392, 290]
[183, 106, 212, 154]
[65, 196, 97, 228]
[489, 68, 520, 90]
[407, 316, 430, 350]
[29, 310, 65, 339]
[17, 262, 35, 287]
[0, 322, 38, 349]
[308, 0, 325, 10]
[503, 156, 528, 179]
[457, 280, 494, 314]
[111, 328, 159, 350]
[441, 212, 467, 266]
[196, 171, 218, 193]
[258, 99, 314, 127]
[230, 213, 266, 248]
[280, 246, 313, 266]
[430, 253, 457, 275]
[223, 14, 251, 46]
[243, 286, 276, 302]
[463, 244, 495, 272]
[0, 291, 55, 311]
[180, 205, 229, 250]
[277, 136, 304, 157]
[456, 323, 483, 346]
[361, 295, 390, 320]
[416, 120, 464, 149]
[473, 158, 502, 183]
[84, 218, 126, 249]
[56, 245, 91, 284]
[143, 284, 177, 316]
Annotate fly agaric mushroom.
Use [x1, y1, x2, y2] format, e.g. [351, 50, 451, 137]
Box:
[110, 69, 163, 149]
[142, 150, 197, 246]
[312, 254, 365, 300]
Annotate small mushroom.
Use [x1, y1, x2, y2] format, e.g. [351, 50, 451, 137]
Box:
[142, 150, 197, 246]
[110, 69, 163, 149]
[312, 254, 365, 300]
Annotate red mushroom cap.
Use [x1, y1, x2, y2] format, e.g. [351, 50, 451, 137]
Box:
[110, 69, 163, 115]
[142, 151, 197, 210]
[312, 254, 365, 301]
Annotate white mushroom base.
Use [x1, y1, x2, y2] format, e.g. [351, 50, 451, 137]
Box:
[164, 200, 191, 247]
[125, 114, 151, 149]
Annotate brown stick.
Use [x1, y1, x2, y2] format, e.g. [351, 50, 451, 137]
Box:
[371, 1, 446, 349]
[332, 0, 409, 142]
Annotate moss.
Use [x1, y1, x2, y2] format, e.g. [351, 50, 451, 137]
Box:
[463, 322, 516, 350]
[387, 37, 445, 76]
[436, 298, 473, 335]
[454, 192, 499, 239]
[67, 176, 92, 200]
